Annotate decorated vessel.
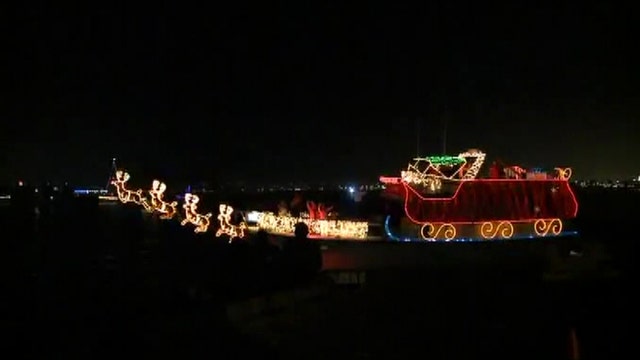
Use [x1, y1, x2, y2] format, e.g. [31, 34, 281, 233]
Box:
[380, 149, 579, 241]
[248, 200, 371, 240]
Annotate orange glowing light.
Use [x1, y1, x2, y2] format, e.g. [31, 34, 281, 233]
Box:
[111, 170, 148, 207]
[180, 193, 212, 233]
[458, 150, 486, 179]
[555, 168, 572, 180]
[215, 204, 246, 242]
[480, 221, 514, 239]
[148, 180, 178, 219]
[534, 218, 563, 237]
[420, 222, 457, 241]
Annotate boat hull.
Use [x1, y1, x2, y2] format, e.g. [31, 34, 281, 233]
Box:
[382, 178, 579, 241]
[384, 179, 578, 223]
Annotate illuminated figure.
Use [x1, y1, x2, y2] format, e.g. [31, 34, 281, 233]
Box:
[215, 204, 247, 242]
[111, 170, 147, 206]
[316, 203, 333, 220]
[306, 201, 333, 220]
[306, 201, 317, 219]
[149, 180, 162, 209]
[148, 179, 178, 219]
[180, 193, 212, 233]
[277, 200, 290, 216]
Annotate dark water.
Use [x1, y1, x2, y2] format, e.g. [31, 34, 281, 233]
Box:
[1, 189, 635, 358]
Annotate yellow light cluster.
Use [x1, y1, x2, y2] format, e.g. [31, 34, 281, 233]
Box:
[458, 150, 486, 179]
[401, 150, 486, 188]
[401, 171, 443, 191]
[405, 159, 466, 182]
[256, 212, 369, 239]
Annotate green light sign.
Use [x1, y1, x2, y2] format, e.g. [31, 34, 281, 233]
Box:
[423, 156, 465, 166]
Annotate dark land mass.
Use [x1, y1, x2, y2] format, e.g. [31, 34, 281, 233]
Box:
[0, 188, 635, 358]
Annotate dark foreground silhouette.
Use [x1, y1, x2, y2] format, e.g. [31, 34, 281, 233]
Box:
[1, 188, 635, 358]
[2, 193, 311, 358]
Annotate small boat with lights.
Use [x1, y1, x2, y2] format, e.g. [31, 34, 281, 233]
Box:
[245, 200, 375, 241]
[380, 149, 579, 242]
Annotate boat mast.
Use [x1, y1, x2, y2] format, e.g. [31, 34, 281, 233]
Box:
[416, 118, 420, 158]
[106, 158, 117, 191]
[442, 110, 448, 155]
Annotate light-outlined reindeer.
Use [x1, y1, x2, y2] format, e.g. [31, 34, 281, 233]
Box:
[215, 204, 246, 242]
[180, 193, 212, 233]
[148, 179, 178, 219]
[111, 170, 147, 207]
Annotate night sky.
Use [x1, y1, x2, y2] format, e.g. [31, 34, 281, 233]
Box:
[3, 2, 638, 186]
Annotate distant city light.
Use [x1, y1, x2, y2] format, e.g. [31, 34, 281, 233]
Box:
[348, 187, 355, 194]
[74, 189, 109, 195]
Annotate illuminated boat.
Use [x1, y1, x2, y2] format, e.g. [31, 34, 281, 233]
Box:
[380, 149, 579, 241]
[248, 212, 371, 240]
[246, 201, 372, 240]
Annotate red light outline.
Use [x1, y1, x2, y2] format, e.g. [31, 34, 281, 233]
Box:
[397, 178, 579, 225]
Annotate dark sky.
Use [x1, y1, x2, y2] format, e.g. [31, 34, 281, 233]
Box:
[3, 2, 638, 185]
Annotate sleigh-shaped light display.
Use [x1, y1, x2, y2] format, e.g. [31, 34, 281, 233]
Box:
[380, 149, 579, 242]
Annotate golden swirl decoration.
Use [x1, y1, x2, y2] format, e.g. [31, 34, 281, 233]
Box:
[555, 167, 572, 180]
[420, 223, 457, 241]
[534, 218, 563, 237]
[480, 221, 514, 239]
